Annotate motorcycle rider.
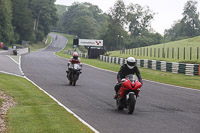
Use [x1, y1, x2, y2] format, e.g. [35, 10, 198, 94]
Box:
[114, 57, 143, 99]
[67, 52, 82, 78]
[68, 52, 81, 65]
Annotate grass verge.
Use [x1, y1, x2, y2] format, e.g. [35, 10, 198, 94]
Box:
[29, 36, 52, 52]
[0, 73, 93, 133]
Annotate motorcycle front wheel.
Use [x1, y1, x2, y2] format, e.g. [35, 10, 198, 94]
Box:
[69, 81, 72, 85]
[127, 94, 136, 114]
[71, 81, 76, 86]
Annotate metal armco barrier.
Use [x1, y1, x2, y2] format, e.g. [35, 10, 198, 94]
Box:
[100, 55, 200, 76]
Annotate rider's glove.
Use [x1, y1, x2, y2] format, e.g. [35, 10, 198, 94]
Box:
[67, 62, 70, 67]
[140, 80, 143, 85]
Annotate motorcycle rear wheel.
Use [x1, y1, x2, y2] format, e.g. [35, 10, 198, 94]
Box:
[127, 94, 136, 114]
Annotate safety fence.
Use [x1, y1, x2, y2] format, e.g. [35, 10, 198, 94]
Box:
[65, 50, 88, 59]
[120, 46, 200, 61]
[100, 55, 200, 76]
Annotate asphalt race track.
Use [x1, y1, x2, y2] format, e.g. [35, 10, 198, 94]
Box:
[21, 33, 200, 133]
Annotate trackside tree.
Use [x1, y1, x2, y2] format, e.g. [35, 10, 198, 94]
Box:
[0, 0, 15, 45]
[165, 0, 200, 41]
[0, 0, 58, 46]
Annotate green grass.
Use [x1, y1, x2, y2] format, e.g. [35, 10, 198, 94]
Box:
[0, 73, 93, 133]
[47, 35, 52, 45]
[29, 36, 52, 52]
[55, 33, 200, 90]
[0, 99, 3, 107]
[109, 36, 200, 64]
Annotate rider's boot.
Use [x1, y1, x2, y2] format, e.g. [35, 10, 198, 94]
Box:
[114, 94, 118, 99]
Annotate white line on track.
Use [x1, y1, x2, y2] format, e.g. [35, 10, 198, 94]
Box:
[19, 56, 25, 76]
[0, 71, 23, 78]
[20, 35, 100, 133]
[6, 55, 24, 76]
[6, 55, 19, 65]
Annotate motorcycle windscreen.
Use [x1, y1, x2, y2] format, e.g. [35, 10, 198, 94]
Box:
[125, 74, 137, 83]
[73, 64, 80, 69]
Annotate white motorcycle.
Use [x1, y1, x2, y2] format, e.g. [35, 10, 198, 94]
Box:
[66, 63, 82, 86]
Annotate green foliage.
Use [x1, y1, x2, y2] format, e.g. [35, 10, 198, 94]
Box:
[29, 0, 58, 37]
[35, 30, 45, 42]
[0, 0, 15, 45]
[60, 2, 108, 39]
[165, 0, 200, 41]
[101, 16, 127, 50]
[182, 0, 200, 36]
[53, 5, 68, 32]
[109, 0, 126, 27]
[11, 0, 34, 42]
[101, 0, 128, 51]
[0, 0, 58, 45]
[127, 3, 155, 37]
[54, 1, 162, 51]
[55, 4, 68, 17]
[128, 32, 163, 48]
[101, 0, 160, 51]
[69, 16, 99, 39]
[78, 46, 87, 53]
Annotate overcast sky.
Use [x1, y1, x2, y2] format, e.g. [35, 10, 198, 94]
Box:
[55, 0, 200, 35]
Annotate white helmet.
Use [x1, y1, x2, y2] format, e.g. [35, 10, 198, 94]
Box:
[126, 57, 136, 69]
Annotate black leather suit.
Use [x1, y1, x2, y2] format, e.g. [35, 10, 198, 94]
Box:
[114, 64, 143, 93]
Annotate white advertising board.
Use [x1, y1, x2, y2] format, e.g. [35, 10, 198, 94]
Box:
[79, 39, 103, 47]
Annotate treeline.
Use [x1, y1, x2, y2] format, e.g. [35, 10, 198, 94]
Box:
[54, 3, 109, 40]
[54, 0, 200, 51]
[54, 1, 162, 51]
[0, 0, 58, 46]
[165, 0, 200, 41]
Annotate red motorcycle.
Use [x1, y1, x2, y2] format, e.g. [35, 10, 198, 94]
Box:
[116, 74, 142, 114]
